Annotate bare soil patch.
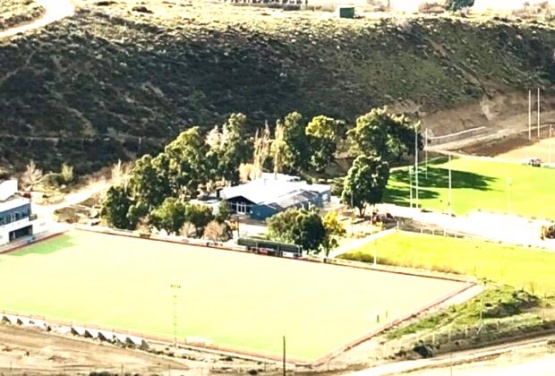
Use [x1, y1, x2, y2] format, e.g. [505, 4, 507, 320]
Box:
[0, 324, 191, 375]
[459, 125, 555, 162]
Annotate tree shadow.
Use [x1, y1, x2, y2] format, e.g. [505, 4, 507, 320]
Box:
[8, 235, 74, 257]
[390, 166, 497, 191]
[384, 186, 441, 208]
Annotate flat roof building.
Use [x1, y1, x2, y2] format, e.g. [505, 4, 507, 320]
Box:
[0, 180, 45, 247]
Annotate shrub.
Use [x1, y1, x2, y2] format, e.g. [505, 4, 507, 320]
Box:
[445, 0, 474, 11]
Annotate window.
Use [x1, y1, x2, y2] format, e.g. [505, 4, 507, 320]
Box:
[237, 203, 247, 214]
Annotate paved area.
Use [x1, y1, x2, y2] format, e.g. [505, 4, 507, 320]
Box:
[378, 204, 555, 250]
[329, 228, 397, 258]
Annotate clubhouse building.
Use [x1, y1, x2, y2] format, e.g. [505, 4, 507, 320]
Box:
[220, 173, 331, 221]
[0, 180, 45, 246]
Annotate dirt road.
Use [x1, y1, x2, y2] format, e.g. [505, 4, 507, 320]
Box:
[347, 335, 555, 376]
[0, 0, 74, 40]
[0, 324, 192, 375]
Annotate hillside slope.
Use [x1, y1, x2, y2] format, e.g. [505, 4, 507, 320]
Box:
[1, 0, 555, 174]
[0, 0, 45, 31]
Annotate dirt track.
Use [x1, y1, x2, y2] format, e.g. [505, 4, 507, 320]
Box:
[0, 324, 196, 375]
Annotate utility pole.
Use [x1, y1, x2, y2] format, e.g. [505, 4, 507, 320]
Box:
[414, 125, 419, 209]
[550, 126, 553, 164]
[350, 191, 354, 234]
[529, 89, 532, 140]
[283, 336, 287, 376]
[424, 128, 428, 179]
[171, 284, 181, 347]
[448, 153, 452, 216]
[409, 166, 413, 209]
[538, 88, 541, 139]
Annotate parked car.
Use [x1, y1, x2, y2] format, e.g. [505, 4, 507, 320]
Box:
[523, 158, 542, 167]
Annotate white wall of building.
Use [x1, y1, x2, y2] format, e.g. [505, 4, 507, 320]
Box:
[0, 217, 49, 246]
[0, 180, 18, 201]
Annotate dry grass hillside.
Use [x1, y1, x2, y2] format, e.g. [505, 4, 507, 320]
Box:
[1, 0, 555, 174]
[0, 0, 45, 30]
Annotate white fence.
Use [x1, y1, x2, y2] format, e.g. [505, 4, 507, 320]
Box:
[426, 126, 488, 146]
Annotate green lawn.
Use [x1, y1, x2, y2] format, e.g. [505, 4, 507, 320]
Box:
[385, 158, 555, 219]
[0, 231, 464, 361]
[341, 231, 555, 296]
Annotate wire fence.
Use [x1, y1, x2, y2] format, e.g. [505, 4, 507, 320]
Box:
[426, 126, 488, 146]
[385, 313, 551, 357]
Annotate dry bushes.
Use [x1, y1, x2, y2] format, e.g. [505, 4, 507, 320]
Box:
[0, 0, 45, 30]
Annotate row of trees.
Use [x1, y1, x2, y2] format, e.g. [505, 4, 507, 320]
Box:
[101, 107, 422, 238]
[341, 107, 422, 216]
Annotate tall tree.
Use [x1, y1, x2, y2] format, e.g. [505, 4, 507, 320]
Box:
[272, 119, 285, 175]
[321, 211, 346, 257]
[185, 204, 214, 238]
[130, 154, 171, 209]
[252, 122, 272, 179]
[207, 113, 252, 185]
[266, 207, 299, 243]
[111, 159, 132, 189]
[295, 209, 327, 251]
[267, 208, 326, 251]
[348, 107, 422, 162]
[305, 115, 340, 172]
[149, 197, 187, 235]
[164, 126, 212, 198]
[215, 200, 232, 223]
[281, 112, 309, 172]
[100, 185, 136, 230]
[341, 156, 390, 217]
[21, 160, 43, 189]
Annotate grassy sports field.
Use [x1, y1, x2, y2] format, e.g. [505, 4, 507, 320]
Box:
[384, 157, 555, 218]
[0, 230, 465, 362]
[341, 231, 555, 296]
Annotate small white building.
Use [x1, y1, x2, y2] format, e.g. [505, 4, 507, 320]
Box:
[0, 180, 45, 246]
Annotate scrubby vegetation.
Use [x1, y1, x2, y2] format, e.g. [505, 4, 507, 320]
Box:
[388, 285, 541, 340]
[386, 284, 554, 360]
[0, 0, 44, 31]
[1, 0, 555, 173]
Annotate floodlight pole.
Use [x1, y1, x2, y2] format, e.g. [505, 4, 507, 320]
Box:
[448, 153, 452, 216]
[424, 128, 428, 179]
[283, 335, 286, 376]
[171, 283, 181, 347]
[409, 166, 413, 209]
[538, 88, 541, 139]
[529, 89, 532, 140]
[350, 192, 354, 234]
[414, 125, 419, 209]
[550, 126, 553, 164]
